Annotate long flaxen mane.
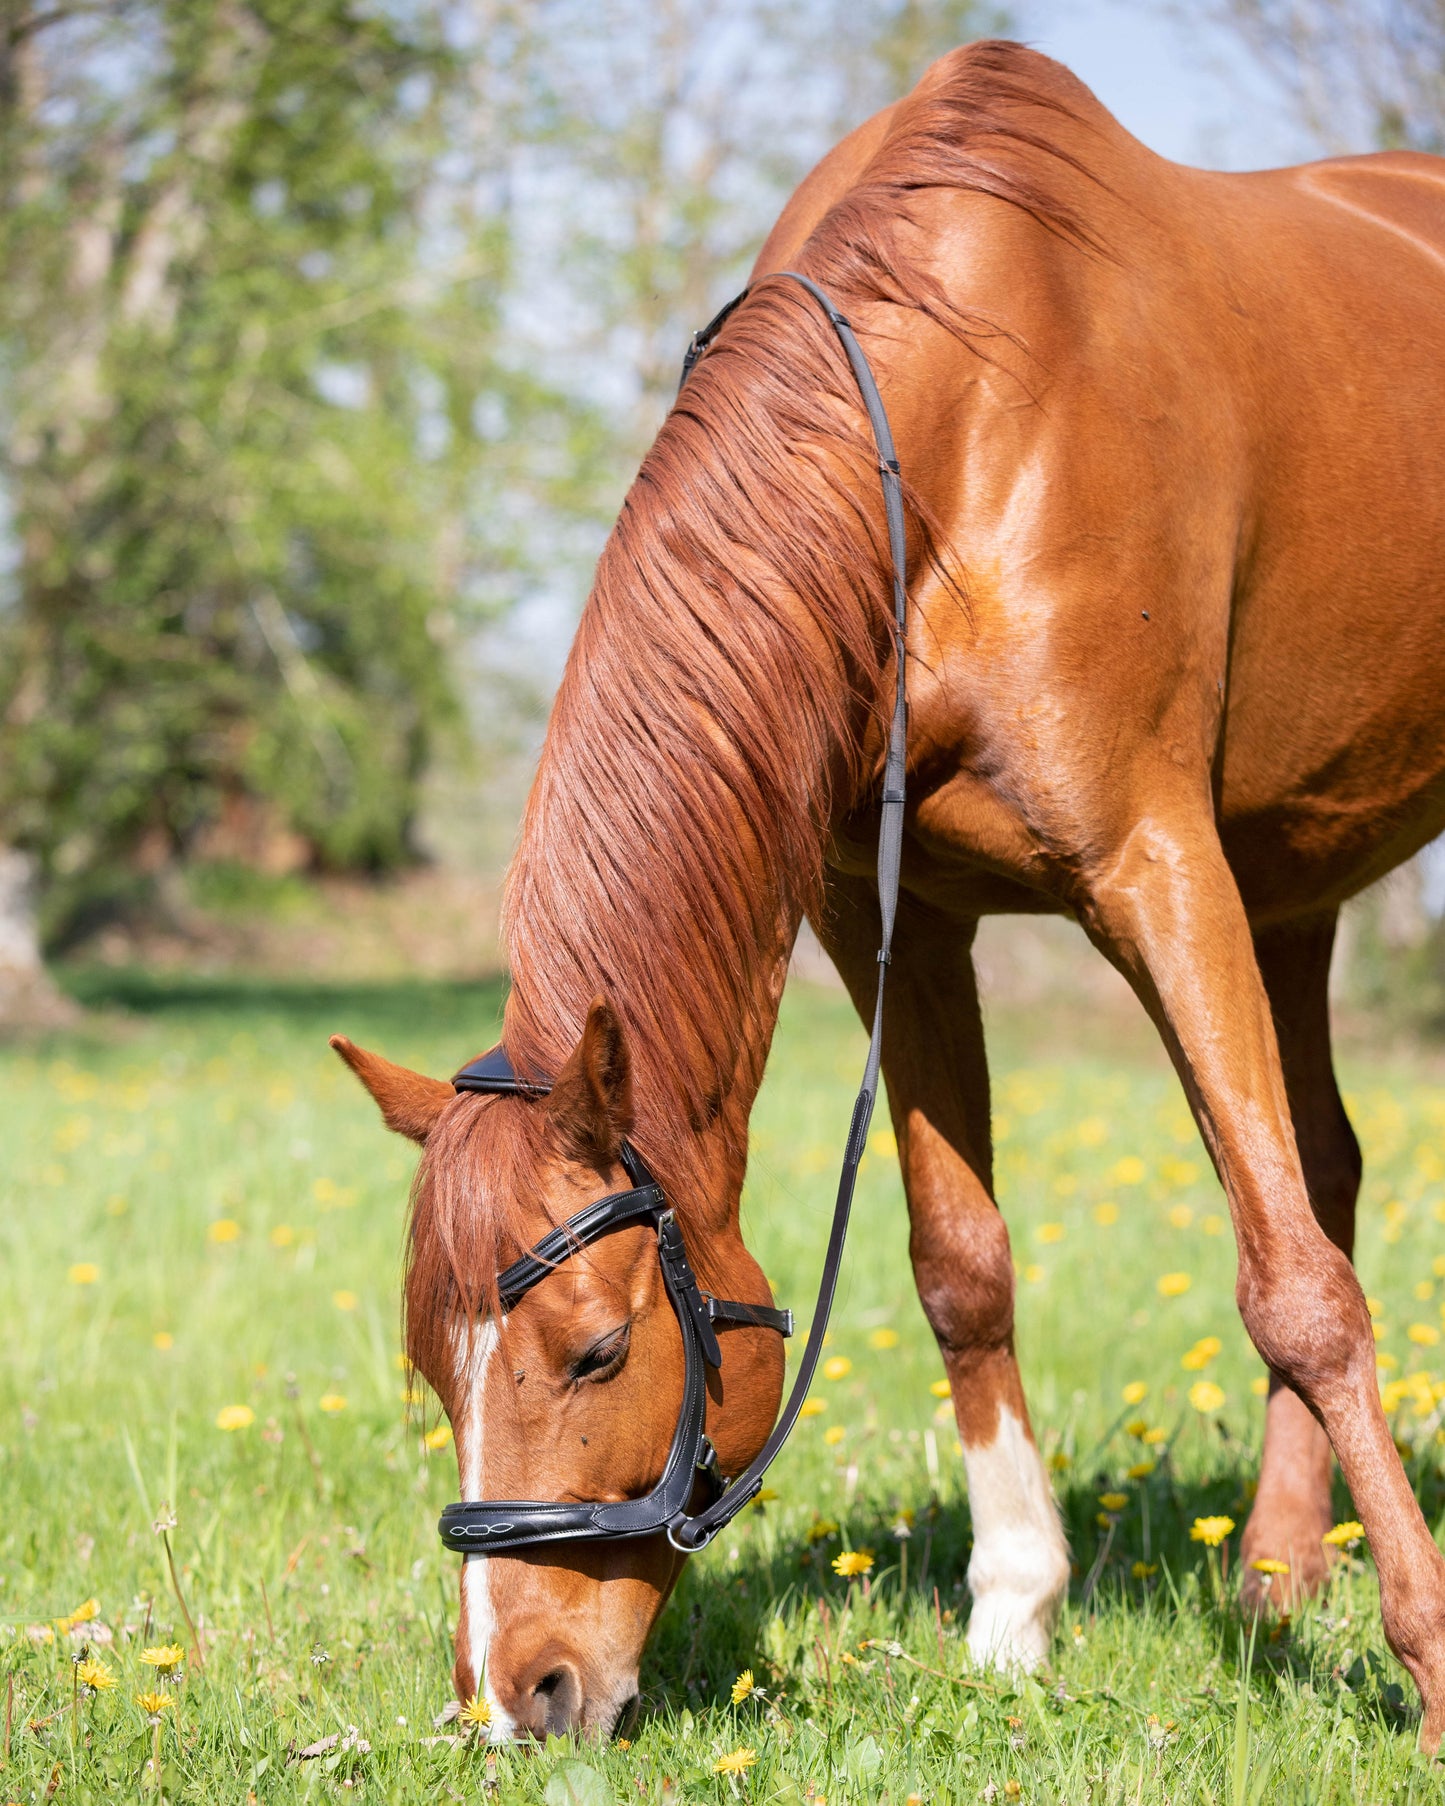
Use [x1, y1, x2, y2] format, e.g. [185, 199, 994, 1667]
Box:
[406, 43, 1106, 1355]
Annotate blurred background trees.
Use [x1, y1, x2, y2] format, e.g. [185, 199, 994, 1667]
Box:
[0, 0, 1001, 1018]
[1202, 0, 1445, 151]
[1, 0, 1443, 1026]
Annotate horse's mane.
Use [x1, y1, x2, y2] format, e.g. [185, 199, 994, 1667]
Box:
[406, 42, 1106, 1351]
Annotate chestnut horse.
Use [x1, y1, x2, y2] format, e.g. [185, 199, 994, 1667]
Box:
[334, 40, 1445, 1743]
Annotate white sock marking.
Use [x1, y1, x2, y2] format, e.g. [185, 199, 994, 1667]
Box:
[960, 1405, 1070, 1671]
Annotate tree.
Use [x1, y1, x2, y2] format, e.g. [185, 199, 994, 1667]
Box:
[0, 0, 598, 954]
[1198, 0, 1445, 151]
[526, 0, 1009, 461]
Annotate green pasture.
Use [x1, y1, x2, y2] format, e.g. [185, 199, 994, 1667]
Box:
[4, 972, 1445, 1802]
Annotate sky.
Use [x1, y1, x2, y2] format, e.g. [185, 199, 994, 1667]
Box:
[1022, 0, 1311, 169]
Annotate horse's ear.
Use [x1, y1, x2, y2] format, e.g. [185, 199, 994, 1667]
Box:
[547, 996, 633, 1167]
[329, 1035, 453, 1145]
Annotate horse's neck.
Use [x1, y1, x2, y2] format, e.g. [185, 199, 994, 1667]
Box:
[502, 667, 834, 1245]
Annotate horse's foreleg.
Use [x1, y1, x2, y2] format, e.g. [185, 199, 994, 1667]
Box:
[1081, 815, 1445, 1746]
[814, 887, 1069, 1670]
[1242, 910, 1361, 1608]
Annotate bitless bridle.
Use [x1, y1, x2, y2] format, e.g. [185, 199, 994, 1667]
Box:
[436, 271, 909, 1559]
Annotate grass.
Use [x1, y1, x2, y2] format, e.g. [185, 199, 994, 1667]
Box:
[3, 970, 1445, 1800]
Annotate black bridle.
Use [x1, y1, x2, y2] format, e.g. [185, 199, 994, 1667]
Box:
[436, 270, 909, 1558]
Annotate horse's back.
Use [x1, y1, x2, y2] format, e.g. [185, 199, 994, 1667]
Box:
[762, 45, 1445, 920]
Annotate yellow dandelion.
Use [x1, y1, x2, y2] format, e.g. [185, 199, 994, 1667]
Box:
[1250, 1558, 1290, 1575]
[140, 1643, 185, 1674]
[135, 1692, 172, 1717]
[56, 1596, 99, 1634]
[269, 1225, 295, 1248]
[823, 1425, 846, 1446]
[208, 1219, 240, 1244]
[807, 1519, 839, 1543]
[1168, 1204, 1194, 1229]
[152, 1331, 174, 1351]
[1094, 1201, 1120, 1226]
[215, 1404, 254, 1431]
[1251, 1376, 1270, 1396]
[1127, 1461, 1155, 1480]
[1110, 1156, 1146, 1185]
[799, 1398, 827, 1417]
[1098, 1492, 1129, 1512]
[1365, 1295, 1384, 1318]
[1181, 1336, 1223, 1371]
[423, 1425, 452, 1450]
[1121, 1381, 1148, 1406]
[1410, 1323, 1441, 1346]
[823, 1356, 852, 1381]
[730, 1669, 756, 1705]
[832, 1549, 875, 1577]
[1132, 1560, 1158, 1579]
[714, 1748, 758, 1775]
[1188, 1380, 1226, 1413]
[1125, 1417, 1148, 1437]
[318, 1393, 347, 1414]
[76, 1658, 115, 1691]
[1322, 1520, 1365, 1548]
[459, 1694, 491, 1728]
[868, 1327, 900, 1349]
[1023, 1263, 1044, 1284]
[332, 1289, 359, 1312]
[1158, 1272, 1192, 1298]
[1190, 1515, 1235, 1547]
[929, 1379, 952, 1399]
[1047, 1449, 1072, 1471]
[756, 1488, 779, 1503]
[68, 1262, 100, 1286]
[1142, 1426, 1168, 1445]
[1036, 1222, 1066, 1244]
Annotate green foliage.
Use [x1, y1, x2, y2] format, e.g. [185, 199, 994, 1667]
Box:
[0, 1, 598, 939]
[2, 976, 1445, 1797]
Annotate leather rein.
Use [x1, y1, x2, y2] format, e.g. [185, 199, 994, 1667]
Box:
[436, 270, 909, 1558]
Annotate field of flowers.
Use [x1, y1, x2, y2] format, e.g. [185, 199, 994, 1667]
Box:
[3, 968, 1445, 1801]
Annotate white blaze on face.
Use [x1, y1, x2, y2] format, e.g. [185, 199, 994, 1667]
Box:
[454, 1319, 517, 1742]
[960, 1405, 1070, 1671]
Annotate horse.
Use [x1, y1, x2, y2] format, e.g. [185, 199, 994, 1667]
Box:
[332, 38, 1445, 1744]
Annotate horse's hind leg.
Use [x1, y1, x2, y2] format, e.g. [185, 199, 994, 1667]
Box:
[1078, 807, 1445, 1746]
[1241, 911, 1360, 1607]
[814, 883, 1069, 1669]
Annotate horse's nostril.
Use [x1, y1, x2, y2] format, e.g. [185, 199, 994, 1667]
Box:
[528, 1663, 583, 1735]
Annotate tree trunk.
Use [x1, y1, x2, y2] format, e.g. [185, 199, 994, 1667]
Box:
[0, 846, 77, 1031]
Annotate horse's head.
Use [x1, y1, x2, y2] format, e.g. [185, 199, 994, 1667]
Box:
[331, 999, 785, 1739]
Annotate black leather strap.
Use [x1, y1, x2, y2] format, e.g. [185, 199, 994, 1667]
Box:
[495, 1184, 666, 1313]
[707, 1296, 794, 1337]
[438, 1206, 715, 1553]
[453, 1045, 549, 1095]
[664, 270, 908, 1550]
[437, 271, 907, 1560]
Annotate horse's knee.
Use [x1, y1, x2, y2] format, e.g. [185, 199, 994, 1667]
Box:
[1236, 1235, 1371, 1402]
[910, 1194, 1014, 1361]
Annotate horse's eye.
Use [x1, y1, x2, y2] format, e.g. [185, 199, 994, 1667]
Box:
[572, 1323, 631, 1382]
